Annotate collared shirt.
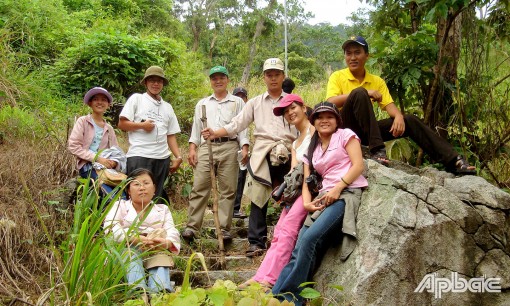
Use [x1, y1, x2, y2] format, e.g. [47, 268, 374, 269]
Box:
[104, 199, 181, 254]
[326, 68, 394, 109]
[223, 91, 297, 144]
[189, 93, 249, 147]
[303, 128, 368, 190]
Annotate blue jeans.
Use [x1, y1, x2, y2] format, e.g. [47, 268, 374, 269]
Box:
[272, 199, 346, 305]
[125, 248, 173, 293]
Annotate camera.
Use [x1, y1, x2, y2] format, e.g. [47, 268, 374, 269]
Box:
[305, 173, 322, 197]
[271, 182, 287, 202]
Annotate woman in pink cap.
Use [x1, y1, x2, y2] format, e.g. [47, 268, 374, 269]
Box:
[68, 87, 122, 192]
[239, 94, 314, 291]
[272, 102, 367, 305]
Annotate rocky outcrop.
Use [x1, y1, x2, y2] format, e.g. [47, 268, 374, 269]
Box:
[314, 160, 510, 305]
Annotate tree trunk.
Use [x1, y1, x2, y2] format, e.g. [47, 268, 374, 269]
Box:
[240, 0, 276, 85]
[424, 10, 463, 130]
[240, 16, 266, 85]
[192, 21, 200, 52]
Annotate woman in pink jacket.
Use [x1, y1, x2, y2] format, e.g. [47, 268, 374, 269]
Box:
[68, 87, 121, 193]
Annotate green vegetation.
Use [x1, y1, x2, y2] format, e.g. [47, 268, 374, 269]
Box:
[1, 0, 509, 304]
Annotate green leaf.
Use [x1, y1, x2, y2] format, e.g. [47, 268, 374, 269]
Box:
[299, 287, 321, 299]
[237, 297, 257, 306]
[328, 284, 344, 291]
[298, 281, 316, 288]
[207, 287, 229, 306]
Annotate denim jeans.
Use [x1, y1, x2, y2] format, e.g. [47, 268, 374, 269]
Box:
[125, 248, 173, 293]
[272, 199, 346, 305]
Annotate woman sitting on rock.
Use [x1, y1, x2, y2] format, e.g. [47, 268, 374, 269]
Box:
[104, 168, 180, 294]
[272, 102, 368, 305]
[239, 94, 314, 291]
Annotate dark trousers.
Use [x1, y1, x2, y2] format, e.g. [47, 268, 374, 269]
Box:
[126, 156, 171, 202]
[341, 87, 458, 166]
[233, 168, 247, 212]
[248, 159, 290, 248]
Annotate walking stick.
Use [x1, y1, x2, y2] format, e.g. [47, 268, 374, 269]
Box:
[201, 105, 226, 269]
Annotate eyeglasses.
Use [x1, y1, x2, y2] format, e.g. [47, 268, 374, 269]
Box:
[146, 78, 164, 84]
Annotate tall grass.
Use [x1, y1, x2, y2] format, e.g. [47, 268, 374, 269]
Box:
[40, 178, 130, 305]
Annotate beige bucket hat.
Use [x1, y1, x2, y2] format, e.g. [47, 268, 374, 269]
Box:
[140, 66, 169, 86]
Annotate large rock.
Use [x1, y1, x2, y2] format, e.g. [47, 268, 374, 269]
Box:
[314, 160, 510, 305]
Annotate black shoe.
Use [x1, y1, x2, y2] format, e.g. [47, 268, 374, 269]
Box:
[181, 228, 196, 241]
[246, 244, 266, 257]
[221, 230, 233, 242]
[233, 211, 247, 218]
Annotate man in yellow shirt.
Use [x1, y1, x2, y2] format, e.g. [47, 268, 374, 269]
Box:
[326, 36, 475, 174]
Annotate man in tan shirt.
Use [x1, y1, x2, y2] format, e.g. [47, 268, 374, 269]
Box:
[182, 66, 249, 242]
[202, 58, 297, 257]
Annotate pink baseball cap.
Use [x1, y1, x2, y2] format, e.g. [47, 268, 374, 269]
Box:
[273, 94, 304, 116]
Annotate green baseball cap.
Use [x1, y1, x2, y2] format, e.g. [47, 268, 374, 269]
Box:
[209, 66, 229, 77]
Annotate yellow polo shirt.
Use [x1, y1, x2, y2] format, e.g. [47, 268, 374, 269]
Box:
[326, 68, 393, 109]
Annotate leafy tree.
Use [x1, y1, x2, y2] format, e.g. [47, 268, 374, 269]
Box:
[0, 0, 82, 66]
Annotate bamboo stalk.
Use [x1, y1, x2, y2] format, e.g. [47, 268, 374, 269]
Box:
[200, 105, 226, 269]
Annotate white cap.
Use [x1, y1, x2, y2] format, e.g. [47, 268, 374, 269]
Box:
[263, 58, 285, 72]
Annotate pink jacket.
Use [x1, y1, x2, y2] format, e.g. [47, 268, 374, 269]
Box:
[104, 199, 181, 254]
[68, 114, 119, 170]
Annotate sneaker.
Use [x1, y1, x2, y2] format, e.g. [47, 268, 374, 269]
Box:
[246, 244, 266, 257]
[233, 211, 247, 218]
[181, 228, 196, 241]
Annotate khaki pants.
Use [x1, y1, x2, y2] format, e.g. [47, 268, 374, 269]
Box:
[186, 141, 239, 232]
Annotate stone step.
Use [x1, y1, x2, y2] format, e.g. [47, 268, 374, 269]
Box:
[202, 217, 249, 228]
[201, 226, 248, 239]
[174, 255, 260, 271]
[180, 238, 249, 256]
[171, 269, 256, 287]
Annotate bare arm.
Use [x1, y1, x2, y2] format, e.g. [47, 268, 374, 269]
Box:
[201, 127, 228, 140]
[118, 117, 155, 132]
[326, 94, 349, 108]
[167, 134, 182, 173]
[384, 103, 405, 137]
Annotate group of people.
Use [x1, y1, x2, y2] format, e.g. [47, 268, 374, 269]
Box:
[67, 36, 475, 303]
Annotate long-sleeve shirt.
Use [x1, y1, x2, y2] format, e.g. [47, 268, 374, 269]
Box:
[68, 114, 119, 170]
[223, 92, 297, 145]
[189, 93, 249, 147]
[104, 199, 181, 254]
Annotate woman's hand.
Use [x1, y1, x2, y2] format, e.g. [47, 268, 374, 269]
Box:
[97, 157, 117, 169]
[151, 237, 172, 251]
[134, 235, 156, 250]
[304, 197, 325, 212]
[322, 186, 342, 206]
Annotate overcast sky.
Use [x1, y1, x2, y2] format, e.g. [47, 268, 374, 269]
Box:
[301, 0, 372, 25]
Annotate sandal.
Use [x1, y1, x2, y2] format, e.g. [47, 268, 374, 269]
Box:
[238, 278, 258, 290]
[238, 279, 273, 293]
[370, 148, 390, 166]
[449, 155, 476, 175]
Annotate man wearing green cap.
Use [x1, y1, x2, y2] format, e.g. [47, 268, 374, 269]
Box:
[118, 66, 183, 201]
[182, 66, 249, 242]
[201, 58, 298, 257]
